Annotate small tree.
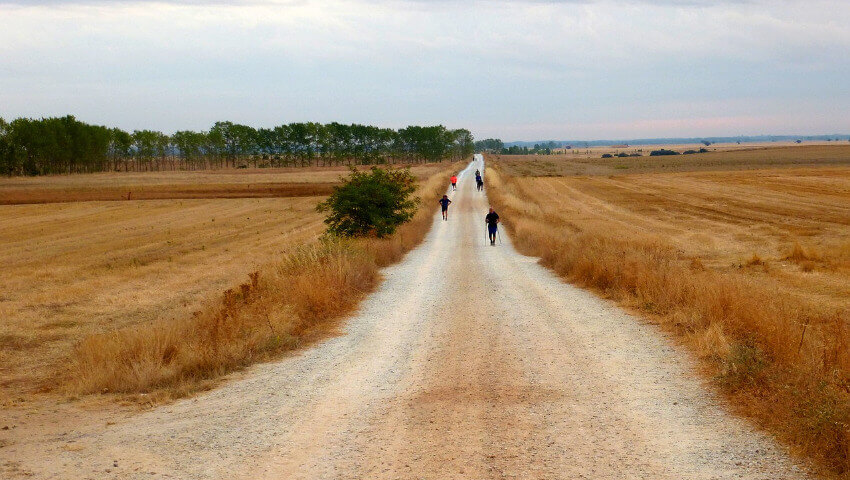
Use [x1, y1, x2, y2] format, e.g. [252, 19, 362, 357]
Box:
[317, 166, 419, 238]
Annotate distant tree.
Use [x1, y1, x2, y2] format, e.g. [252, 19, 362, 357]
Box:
[451, 128, 475, 160]
[474, 138, 504, 153]
[601, 153, 613, 158]
[703, 141, 712, 146]
[650, 149, 680, 156]
[317, 167, 419, 238]
[0, 116, 471, 176]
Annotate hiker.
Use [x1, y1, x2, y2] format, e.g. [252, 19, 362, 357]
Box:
[485, 207, 500, 245]
[475, 173, 483, 191]
[439, 194, 452, 221]
[450, 174, 458, 191]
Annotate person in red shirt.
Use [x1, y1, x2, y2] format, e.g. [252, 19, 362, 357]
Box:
[450, 175, 458, 191]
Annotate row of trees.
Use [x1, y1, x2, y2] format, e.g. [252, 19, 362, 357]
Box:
[474, 138, 560, 155]
[0, 116, 474, 176]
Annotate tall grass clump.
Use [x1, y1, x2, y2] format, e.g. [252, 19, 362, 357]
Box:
[487, 166, 850, 477]
[65, 163, 459, 399]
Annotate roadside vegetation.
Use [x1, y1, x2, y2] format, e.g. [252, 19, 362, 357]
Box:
[61, 163, 457, 401]
[487, 160, 850, 476]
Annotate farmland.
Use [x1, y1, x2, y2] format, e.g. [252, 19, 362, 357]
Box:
[0, 163, 451, 403]
[496, 144, 850, 176]
[488, 147, 850, 475]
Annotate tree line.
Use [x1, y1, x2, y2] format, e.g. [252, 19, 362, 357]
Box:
[475, 138, 565, 155]
[0, 115, 474, 176]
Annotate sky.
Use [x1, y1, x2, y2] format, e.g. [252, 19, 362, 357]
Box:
[1, 0, 849, 141]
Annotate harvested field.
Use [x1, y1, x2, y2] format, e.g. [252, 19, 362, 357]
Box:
[0, 196, 325, 401]
[0, 165, 445, 205]
[497, 144, 850, 176]
[0, 163, 454, 402]
[487, 161, 850, 476]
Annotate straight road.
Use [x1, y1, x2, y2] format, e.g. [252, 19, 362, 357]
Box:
[12, 155, 808, 479]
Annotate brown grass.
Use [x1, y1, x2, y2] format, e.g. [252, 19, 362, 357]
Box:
[0, 164, 447, 205]
[487, 163, 850, 477]
[0, 183, 338, 204]
[0, 162, 455, 402]
[61, 162, 458, 400]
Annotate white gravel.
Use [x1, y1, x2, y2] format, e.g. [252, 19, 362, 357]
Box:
[6, 155, 810, 479]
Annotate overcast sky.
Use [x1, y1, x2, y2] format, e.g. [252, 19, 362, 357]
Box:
[1, 0, 848, 140]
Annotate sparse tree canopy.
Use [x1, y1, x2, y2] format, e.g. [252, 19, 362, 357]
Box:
[317, 167, 419, 238]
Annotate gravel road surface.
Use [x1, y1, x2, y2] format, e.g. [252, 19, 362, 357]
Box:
[5, 155, 809, 479]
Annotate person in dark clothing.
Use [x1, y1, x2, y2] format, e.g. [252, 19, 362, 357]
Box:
[438, 195, 452, 221]
[485, 207, 500, 245]
[475, 173, 483, 191]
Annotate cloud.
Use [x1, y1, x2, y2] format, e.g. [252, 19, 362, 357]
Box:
[1, 0, 848, 138]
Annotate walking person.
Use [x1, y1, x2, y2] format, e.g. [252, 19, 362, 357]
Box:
[485, 207, 500, 245]
[475, 172, 483, 191]
[439, 195, 452, 221]
[450, 174, 458, 191]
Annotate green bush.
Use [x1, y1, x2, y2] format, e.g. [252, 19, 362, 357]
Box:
[650, 149, 680, 156]
[317, 166, 419, 238]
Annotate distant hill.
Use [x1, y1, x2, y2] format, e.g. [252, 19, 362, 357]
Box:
[504, 135, 850, 148]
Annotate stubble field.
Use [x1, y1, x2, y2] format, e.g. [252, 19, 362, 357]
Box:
[0, 163, 452, 403]
[489, 145, 850, 476]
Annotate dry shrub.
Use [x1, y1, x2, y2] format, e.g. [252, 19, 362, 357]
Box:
[689, 257, 707, 271]
[64, 162, 459, 398]
[745, 253, 765, 267]
[67, 239, 379, 395]
[785, 241, 850, 274]
[488, 165, 850, 476]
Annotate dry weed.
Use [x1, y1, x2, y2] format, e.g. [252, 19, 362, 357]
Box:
[488, 165, 850, 476]
[63, 162, 459, 398]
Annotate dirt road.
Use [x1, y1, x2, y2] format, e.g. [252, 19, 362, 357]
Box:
[5, 156, 809, 479]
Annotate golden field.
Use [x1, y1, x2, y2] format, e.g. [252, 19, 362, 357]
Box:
[488, 148, 850, 476]
[498, 144, 850, 176]
[0, 163, 455, 403]
[0, 166, 360, 204]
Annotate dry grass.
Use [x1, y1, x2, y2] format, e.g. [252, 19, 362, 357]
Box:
[0, 164, 446, 205]
[60, 162, 458, 400]
[496, 144, 850, 176]
[0, 183, 338, 204]
[487, 162, 850, 477]
[0, 162, 455, 402]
